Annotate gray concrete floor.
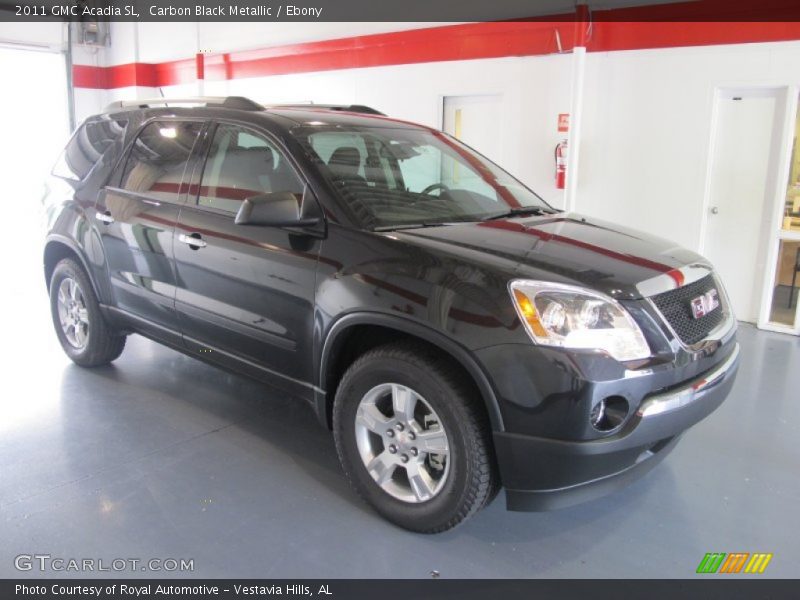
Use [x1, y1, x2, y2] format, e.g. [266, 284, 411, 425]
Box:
[1, 232, 799, 578]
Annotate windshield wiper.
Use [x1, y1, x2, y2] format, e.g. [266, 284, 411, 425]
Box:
[373, 222, 452, 232]
[482, 206, 560, 221]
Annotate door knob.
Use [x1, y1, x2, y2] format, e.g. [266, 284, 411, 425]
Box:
[178, 233, 207, 249]
[96, 211, 114, 224]
[710, 206, 719, 215]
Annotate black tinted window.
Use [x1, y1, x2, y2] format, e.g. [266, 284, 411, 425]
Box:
[197, 124, 304, 214]
[120, 121, 203, 203]
[52, 117, 128, 181]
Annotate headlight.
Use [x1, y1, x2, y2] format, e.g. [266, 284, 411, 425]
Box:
[509, 280, 651, 362]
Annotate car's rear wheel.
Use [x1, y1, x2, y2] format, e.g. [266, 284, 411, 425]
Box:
[50, 258, 126, 367]
[333, 342, 498, 533]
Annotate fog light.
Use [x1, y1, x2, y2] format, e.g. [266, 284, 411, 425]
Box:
[590, 396, 629, 432]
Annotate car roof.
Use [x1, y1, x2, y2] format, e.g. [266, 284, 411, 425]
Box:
[262, 106, 428, 130]
[101, 97, 429, 132]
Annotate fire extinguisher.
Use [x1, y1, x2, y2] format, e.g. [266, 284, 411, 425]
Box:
[555, 139, 568, 189]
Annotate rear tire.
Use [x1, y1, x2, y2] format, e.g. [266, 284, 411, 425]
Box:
[49, 258, 126, 367]
[333, 342, 498, 533]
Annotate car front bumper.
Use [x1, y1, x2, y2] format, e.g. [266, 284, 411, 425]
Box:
[493, 342, 740, 511]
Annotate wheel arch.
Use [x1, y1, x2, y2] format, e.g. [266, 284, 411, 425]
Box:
[316, 313, 505, 433]
[43, 236, 98, 297]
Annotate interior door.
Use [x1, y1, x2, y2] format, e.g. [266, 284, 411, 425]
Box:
[173, 122, 322, 394]
[443, 94, 503, 163]
[703, 91, 782, 322]
[95, 120, 204, 338]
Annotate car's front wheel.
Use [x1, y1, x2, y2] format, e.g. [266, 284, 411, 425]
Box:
[333, 342, 498, 533]
[49, 258, 126, 367]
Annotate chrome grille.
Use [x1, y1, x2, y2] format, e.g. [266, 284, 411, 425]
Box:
[650, 274, 725, 346]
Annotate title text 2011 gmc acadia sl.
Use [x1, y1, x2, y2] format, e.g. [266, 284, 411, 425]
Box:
[43, 97, 739, 532]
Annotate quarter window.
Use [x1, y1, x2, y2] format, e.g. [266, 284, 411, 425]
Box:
[197, 124, 304, 214]
[119, 121, 203, 203]
[52, 117, 128, 181]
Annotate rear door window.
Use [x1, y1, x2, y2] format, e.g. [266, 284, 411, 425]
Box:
[119, 121, 203, 204]
[52, 117, 128, 181]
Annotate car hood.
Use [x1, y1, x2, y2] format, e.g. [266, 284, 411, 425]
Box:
[394, 213, 707, 300]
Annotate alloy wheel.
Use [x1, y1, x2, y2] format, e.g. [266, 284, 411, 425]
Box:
[56, 277, 90, 349]
[354, 383, 450, 503]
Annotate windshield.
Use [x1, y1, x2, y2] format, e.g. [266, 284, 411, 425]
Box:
[290, 124, 551, 230]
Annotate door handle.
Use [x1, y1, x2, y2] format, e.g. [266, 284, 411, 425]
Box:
[710, 206, 719, 215]
[178, 233, 207, 249]
[96, 210, 114, 224]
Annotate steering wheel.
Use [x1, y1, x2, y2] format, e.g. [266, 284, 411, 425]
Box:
[417, 182, 450, 199]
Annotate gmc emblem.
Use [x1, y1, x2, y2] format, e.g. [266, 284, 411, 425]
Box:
[690, 289, 720, 319]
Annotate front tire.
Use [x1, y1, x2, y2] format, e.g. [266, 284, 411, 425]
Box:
[49, 258, 126, 367]
[333, 342, 498, 533]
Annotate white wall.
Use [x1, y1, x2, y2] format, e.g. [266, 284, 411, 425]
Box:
[159, 54, 574, 206]
[72, 40, 106, 123]
[227, 56, 572, 204]
[579, 41, 800, 252]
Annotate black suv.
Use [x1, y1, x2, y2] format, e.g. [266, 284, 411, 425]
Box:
[43, 96, 739, 532]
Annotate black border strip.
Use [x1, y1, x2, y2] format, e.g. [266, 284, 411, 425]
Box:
[3, 0, 800, 22]
[3, 579, 800, 600]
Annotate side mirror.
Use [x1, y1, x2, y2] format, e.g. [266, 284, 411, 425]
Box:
[234, 191, 320, 227]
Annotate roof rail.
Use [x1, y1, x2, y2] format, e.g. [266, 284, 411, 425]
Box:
[266, 103, 386, 116]
[103, 96, 264, 113]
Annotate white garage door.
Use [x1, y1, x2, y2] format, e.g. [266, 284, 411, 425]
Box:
[0, 47, 70, 340]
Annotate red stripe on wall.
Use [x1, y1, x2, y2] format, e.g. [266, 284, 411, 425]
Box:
[590, 0, 800, 22]
[74, 21, 573, 89]
[73, 59, 197, 89]
[204, 21, 573, 82]
[591, 20, 800, 52]
[73, 62, 158, 89]
[72, 65, 106, 89]
[72, 4, 800, 90]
